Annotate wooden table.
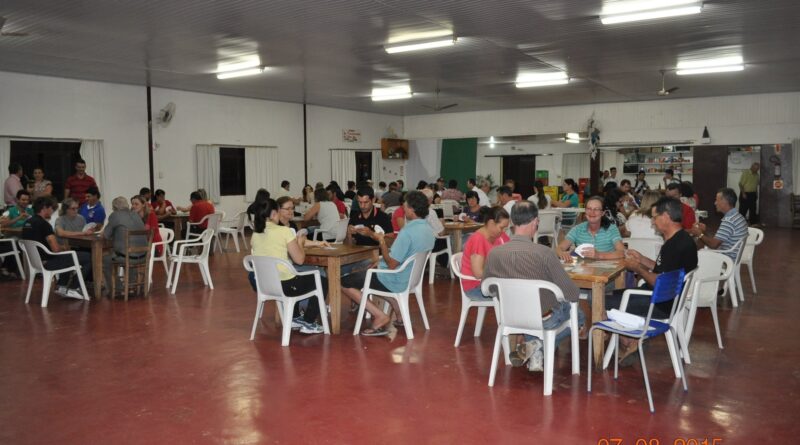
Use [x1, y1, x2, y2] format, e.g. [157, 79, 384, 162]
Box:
[564, 259, 627, 368]
[62, 233, 111, 300]
[163, 213, 189, 240]
[302, 243, 379, 334]
[442, 222, 483, 252]
[291, 217, 319, 230]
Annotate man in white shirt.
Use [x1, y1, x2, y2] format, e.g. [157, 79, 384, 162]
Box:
[467, 177, 490, 207]
[278, 180, 292, 199]
[497, 185, 516, 235]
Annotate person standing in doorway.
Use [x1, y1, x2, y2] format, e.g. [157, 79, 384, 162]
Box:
[64, 159, 98, 205]
[738, 162, 760, 224]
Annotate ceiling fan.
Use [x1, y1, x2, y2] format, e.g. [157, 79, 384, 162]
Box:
[420, 86, 458, 111]
[657, 70, 679, 96]
[0, 17, 29, 37]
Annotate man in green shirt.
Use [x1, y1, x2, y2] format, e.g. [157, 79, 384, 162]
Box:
[1, 190, 33, 229]
[738, 162, 760, 224]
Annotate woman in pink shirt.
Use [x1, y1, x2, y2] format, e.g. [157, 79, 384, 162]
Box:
[460, 206, 510, 299]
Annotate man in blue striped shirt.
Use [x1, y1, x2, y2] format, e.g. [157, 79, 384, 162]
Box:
[689, 188, 748, 259]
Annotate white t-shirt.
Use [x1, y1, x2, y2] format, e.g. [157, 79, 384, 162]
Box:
[526, 193, 552, 210]
[625, 214, 660, 239]
[317, 201, 340, 233]
[425, 211, 444, 236]
[472, 186, 490, 207]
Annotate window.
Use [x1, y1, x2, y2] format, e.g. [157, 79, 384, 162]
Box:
[10, 140, 82, 200]
[219, 146, 246, 196]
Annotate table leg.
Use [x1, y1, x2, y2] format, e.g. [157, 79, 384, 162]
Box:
[327, 257, 342, 334]
[591, 281, 605, 369]
[92, 239, 104, 300]
[452, 230, 463, 253]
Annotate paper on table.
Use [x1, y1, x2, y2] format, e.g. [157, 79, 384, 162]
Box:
[82, 222, 97, 232]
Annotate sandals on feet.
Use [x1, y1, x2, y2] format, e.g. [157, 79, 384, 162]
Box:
[361, 327, 390, 337]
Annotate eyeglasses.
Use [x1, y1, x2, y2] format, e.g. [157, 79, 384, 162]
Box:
[281, 207, 294, 211]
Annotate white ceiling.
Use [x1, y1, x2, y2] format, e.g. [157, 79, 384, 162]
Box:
[1, 0, 799, 115]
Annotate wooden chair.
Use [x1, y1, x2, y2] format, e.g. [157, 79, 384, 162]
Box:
[110, 229, 153, 301]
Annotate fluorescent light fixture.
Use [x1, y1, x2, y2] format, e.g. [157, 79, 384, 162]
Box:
[566, 138, 580, 144]
[566, 132, 580, 140]
[371, 86, 413, 101]
[216, 67, 266, 80]
[387, 29, 454, 45]
[385, 37, 457, 54]
[516, 72, 569, 88]
[216, 55, 262, 73]
[600, 0, 702, 25]
[676, 56, 744, 75]
[489, 136, 496, 143]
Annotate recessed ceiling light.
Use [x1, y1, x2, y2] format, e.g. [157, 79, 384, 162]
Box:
[385, 37, 457, 54]
[216, 67, 266, 80]
[600, 0, 702, 25]
[676, 56, 744, 75]
[372, 86, 413, 101]
[516, 72, 569, 88]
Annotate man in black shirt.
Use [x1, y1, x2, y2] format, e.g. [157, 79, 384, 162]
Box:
[347, 187, 393, 246]
[22, 196, 92, 298]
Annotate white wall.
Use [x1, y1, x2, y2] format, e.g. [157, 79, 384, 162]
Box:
[305, 105, 404, 185]
[0, 71, 148, 205]
[404, 93, 800, 145]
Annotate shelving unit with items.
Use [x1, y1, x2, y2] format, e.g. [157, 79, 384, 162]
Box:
[621, 146, 693, 179]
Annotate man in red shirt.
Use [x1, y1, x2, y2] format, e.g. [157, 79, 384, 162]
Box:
[188, 191, 215, 234]
[64, 159, 98, 205]
[666, 183, 695, 230]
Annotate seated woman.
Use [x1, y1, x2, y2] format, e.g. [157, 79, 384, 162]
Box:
[603, 189, 628, 228]
[276, 196, 298, 231]
[54, 197, 94, 244]
[248, 198, 330, 334]
[391, 194, 406, 231]
[131, 195, 163, 255]
[460, 191, 486, 222]
[557, 196, 624, 261]
[303, 188, 341, 240]
[526, 180, 551, 210]
[550, 178, 579, 226]
[624, 191, 662, 239]
[459, 206, 510, 300]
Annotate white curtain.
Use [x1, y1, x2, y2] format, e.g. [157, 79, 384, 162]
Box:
[196, 144, 221, 203]
[793, 139, 800, 195]
[370, 151, 382, 183]
[562, 153, 590, 181]
[331, 150, 357, 186]
[0, 138, 9, 183]
[245, 146, 278, 202]
[79, 139, 107, 206]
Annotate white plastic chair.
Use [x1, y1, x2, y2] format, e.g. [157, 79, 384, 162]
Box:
[243, 255, 329, 345]
[384, 206, 399, 216]
[0, 238, 26, 280]
[148, 227, 174, 286]
[185, 212, 223, 253]
[740, 227, 764, 294]
[451, 252, 499, 347]
[19, 239, 90, 307]
[166, 229, 215, 294]
[713, 238, 746, 307]
[441, 200, 459, 221]
[623, 237, 664, 262]
[313, 218, 348, 243]
[353, 251, 430, 339]
[588, 269, 688, 413]
[219, 211, 248, 252]
[535, 211, 561, 248]
[482, 277, 580, 396]
[683, 251, 734, 352]
[428, 234, 453, 284]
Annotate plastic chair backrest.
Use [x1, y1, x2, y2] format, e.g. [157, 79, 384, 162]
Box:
[246, 255, 298, 298]
[537, 211, 559, 234]
[695, 250, 733, 303]
[19, 239, 46, 271]
[650, 269, 685, 306]
[207, 212, 223, 231]
[159, 227, 175, 245]
[334, 218, 349, 243]
[451, 252, 478, 292]
[481, 278, 564, 331]
[197, 229, 215, 259]
[741, 227, 763, 263]
[406, 251, 430, 291]
[625, 237, 664, 262]
[442, 200, 458, 219]
[384, 206, 399, 216]
[236, 211, 248, 229]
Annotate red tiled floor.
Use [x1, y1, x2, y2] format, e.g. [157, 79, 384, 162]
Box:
[1, 229, 799, 444]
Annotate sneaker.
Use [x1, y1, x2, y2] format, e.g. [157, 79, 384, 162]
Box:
[299, 322, 324, 334]
[64, 288, 85, 299]
[510, 339, 540, 367]
[291, 316, 306, 330]
[527, 345, 544, 372]
[55, 286, 68, 296]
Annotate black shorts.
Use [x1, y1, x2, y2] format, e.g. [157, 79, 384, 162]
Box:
[341, 269, 391, 293]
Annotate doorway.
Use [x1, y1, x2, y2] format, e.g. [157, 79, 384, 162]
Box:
[502, 155, 536, 196]
[355, 151, 372, 185]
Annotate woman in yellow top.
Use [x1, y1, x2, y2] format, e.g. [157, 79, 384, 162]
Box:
[248, 198, 330, 334]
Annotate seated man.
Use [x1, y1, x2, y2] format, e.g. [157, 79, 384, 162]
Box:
[22, 196, 92, 298]
[665, 183, 695, 230]
[341, 191, 435, 336]
[378, 181, 402, 208]
[151, 189, 177, 221]
[688, 187, 748, 260]
[1, 190, 33, 229]
[79, 187, 106, 228]
[188, 190, 216, 235]
[605, 197, 698, 364]
[347, 187, 393, 246]
[102, 197, 147, 293]
[483, 200, 585, 372]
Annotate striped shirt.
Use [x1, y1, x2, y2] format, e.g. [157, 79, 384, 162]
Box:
[715, 208, 748, 259]
[484, 235, 580, 312]
[566, 222, 623, 253]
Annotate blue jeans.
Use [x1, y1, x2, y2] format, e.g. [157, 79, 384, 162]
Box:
[465, 286, 493, 301]
[524, 301, 586, 346]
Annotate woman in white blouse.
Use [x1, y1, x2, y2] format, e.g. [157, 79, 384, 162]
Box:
[303, 188, 341, 240]
[624, 190, 662, 239]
